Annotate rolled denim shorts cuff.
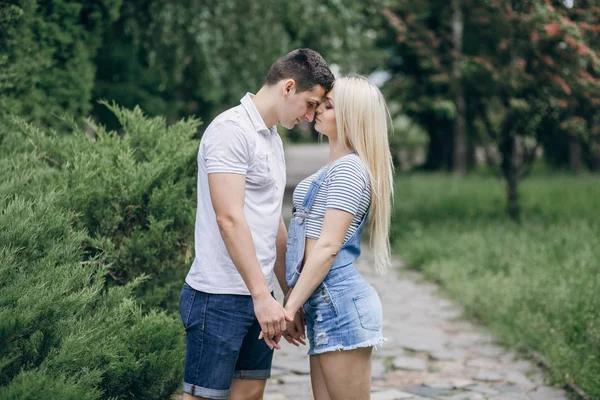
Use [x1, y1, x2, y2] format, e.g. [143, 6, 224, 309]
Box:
[233, 369, 271, 380]
[183, 382, 229, 400]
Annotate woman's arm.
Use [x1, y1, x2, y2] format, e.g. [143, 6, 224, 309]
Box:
[284, 209, 354, 315]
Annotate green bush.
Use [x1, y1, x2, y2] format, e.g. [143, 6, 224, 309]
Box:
[0, 194, 184, 399]
[0, 104, 201, 398]
[3, 103, 200, 309]
[391, 174, 600, 398]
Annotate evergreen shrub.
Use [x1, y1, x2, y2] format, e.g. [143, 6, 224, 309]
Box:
[0, 104, 201, 398]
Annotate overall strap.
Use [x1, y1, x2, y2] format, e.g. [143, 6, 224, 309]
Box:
[297, 165, 330, 216]
[296, 152, 358, 217]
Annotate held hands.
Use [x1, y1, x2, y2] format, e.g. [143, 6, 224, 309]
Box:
[282, 307, 306, 346]
[254, 293, 293, 350]
[280, 289, 306, 346]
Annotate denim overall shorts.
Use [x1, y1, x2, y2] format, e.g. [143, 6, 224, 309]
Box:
[285, 164, 386, 355]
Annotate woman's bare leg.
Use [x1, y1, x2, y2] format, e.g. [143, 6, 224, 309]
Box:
[315, 347, 373, 400]
[310, 355, 332, 400]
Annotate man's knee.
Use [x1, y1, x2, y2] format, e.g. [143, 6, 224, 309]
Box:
[229, 379, 266, 400]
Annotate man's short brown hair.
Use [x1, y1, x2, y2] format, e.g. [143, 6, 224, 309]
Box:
[264, 49, 334, 93]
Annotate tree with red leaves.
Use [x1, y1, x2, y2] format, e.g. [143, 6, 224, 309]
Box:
[382, 0, 600, 220]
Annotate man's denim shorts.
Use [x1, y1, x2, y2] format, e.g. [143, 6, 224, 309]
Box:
[179, 282, 273, 399]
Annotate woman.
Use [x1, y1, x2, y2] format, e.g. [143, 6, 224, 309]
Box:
[283, 75, 394, 399]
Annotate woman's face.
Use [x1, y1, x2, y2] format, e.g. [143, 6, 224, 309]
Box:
[314, 89, 336, 139]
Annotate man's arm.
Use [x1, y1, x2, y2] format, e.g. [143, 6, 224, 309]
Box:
[274, 216, 290, 297]
[208, 173, 291, 349]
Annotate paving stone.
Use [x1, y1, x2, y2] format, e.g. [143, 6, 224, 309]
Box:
[448, 321, 477, 332]
[448, 333, 496, 348]
[445, 393, 486, 400]
[429, 349, 463, 361]
[466, 357, 501, 369]
[375, 345, 406, 358]
[269, 366, 287, 377]
[370, 389, 415, 400]
[528, 386, 569, 400]
[392, 356, 428, 371]
[472, 371, 504, 382]
[451, 378, 476, 389]
[468, 385, 500, 395]
[275, 374, 308, 384]
[397, 336, 446, 353]
[279, 383, 313, 399]
[489, 394, 531, 400]
[423, 379, 455, 390]
[273, 358, 311, 375]
[526, 371, 547, 386]
[508, 359, 535, 373]
[404, 385, 455, 397]
[385, 370, 428, 387]
[432, 359, 469, 376]
[263, 394, 286, 400]
[372, 359, 387, 380]
[493, 384, 523, 393]
[475, 344, 506, 357]
[505, 371, 536, 390]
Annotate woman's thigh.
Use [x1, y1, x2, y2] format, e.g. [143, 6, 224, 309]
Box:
[310, 355, 331, 400]
[315, 347, 373, 400]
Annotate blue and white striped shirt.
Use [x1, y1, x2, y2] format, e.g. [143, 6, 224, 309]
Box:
[292, 153, 371, 244]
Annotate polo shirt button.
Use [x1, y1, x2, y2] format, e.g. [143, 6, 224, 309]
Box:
[324, 297, 330, 303]
[321, 289, 326, 295]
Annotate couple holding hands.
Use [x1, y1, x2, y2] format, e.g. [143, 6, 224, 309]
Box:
[180, 48, 393, 400]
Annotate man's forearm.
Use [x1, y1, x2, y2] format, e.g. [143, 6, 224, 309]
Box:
[274, 217, 290, 296]
[217, 214, 271, 299]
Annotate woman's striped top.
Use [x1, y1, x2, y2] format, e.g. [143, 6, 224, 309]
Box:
[292, 153, 371, 244]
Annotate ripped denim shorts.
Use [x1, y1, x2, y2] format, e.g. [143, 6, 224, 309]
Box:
[303, 263, 386, 355]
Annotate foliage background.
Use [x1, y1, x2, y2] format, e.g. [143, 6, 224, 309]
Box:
[1, 0, 599, 397]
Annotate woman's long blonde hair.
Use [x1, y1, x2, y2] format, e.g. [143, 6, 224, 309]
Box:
[333, 76, 394, 274]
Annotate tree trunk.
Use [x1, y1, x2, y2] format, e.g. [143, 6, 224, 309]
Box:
[423, 117, 445, 170]
[505, 166, 519, 221]
[500, 124, 520, 221]
[451, 0, 467, 175]
[590, 140, 600, 171]
[568, 138, 583, 173]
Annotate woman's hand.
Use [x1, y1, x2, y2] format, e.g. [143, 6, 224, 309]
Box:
[283, 307, 306, 346]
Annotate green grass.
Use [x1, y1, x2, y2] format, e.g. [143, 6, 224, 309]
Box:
[391, 173, 600, 398]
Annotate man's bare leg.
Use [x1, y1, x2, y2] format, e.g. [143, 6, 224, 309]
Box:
[229, 378, 267, 400]
[181, 379, 266, 400]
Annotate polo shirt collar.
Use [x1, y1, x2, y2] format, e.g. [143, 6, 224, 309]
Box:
[240, 93, 277, 136]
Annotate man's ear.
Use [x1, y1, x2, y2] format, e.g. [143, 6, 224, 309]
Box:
[283, 79, 296, 96]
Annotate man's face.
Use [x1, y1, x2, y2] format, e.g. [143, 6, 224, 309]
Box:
[279, 85, 326, 129]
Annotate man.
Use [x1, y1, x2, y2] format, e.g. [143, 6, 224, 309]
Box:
[180, 49, 335, 400]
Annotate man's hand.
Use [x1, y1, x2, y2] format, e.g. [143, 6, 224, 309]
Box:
[283, 308, 306, 346]
[254, 294, 293, 350]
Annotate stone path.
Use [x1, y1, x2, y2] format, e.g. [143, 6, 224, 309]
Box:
[265, 244, 570, 400]
[264, 149, 570, 400]
[177, 145, 572, 399]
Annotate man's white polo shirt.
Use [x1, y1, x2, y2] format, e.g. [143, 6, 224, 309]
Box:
[185, 93, 286, 295]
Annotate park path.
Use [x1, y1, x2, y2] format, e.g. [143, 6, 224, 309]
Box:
[262, 145, 570, 400]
